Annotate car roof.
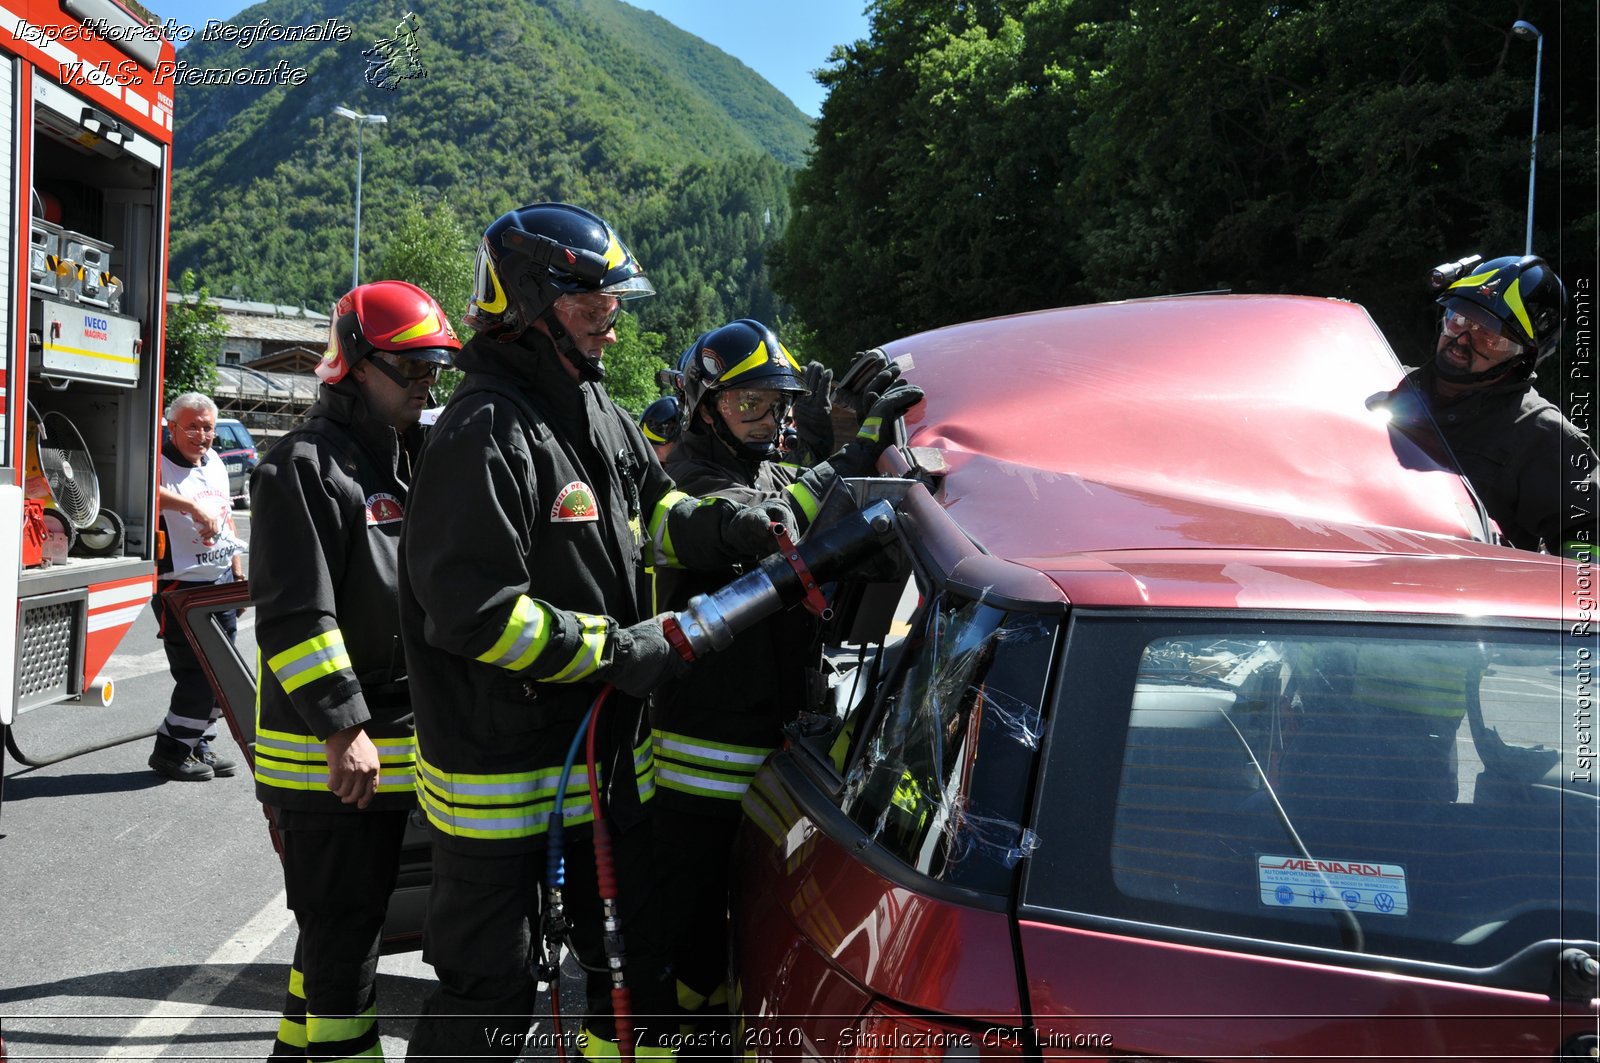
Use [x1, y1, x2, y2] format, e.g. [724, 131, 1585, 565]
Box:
[886, 294, 1568, 619]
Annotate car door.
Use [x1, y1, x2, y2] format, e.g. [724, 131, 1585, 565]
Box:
[1017, 612, 1598, 1060]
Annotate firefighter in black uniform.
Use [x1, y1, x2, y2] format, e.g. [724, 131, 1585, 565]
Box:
[648, 323, 919, 1040]
[249, 280, 460, 1060]
[399, 204, 889, 1061]
[1382, 254, 1595, 556]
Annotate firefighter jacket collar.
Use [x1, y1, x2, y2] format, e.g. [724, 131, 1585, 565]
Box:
[1410, 361, 1535, 415]
[679, 420, 767, 483]
[456, 328, 590, 427]
[307, 382, 420, 483]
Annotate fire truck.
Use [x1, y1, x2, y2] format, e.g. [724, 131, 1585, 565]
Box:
[1, 0, 177, 754]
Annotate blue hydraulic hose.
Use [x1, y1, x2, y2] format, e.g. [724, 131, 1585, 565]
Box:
[544, 701, 597, 1063]
[549, 704, 596, 890]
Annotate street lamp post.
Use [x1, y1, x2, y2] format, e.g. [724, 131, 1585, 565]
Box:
[332, 106, 388, 289]
[1510, 20, 1542, 256]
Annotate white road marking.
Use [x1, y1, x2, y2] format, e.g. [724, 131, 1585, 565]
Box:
[100, 888, 292, 1060]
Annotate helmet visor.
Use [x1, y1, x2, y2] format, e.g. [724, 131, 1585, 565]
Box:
[717, 388, 795, 425]
[601, 273, 655, 301]
[394, 346, 456, 372]
[1440, 299, 1527, 358]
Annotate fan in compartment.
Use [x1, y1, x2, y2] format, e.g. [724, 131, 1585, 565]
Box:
[35, 410, 101, 529]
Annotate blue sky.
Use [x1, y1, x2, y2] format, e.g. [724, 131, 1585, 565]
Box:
[143, 0, 870, 117]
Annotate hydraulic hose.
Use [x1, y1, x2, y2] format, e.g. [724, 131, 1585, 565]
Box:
[585, 687, 635, 1061]
[544, 701, 597, 1063]
[545, 494, 902, 1063]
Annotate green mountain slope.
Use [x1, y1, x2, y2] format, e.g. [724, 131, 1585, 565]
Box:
[167, 0, 813, 321]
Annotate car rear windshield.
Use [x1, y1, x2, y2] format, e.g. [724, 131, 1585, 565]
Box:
[1031, 616, 1596, 972]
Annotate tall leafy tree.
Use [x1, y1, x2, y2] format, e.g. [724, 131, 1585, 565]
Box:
[163, 270, 224, 407]
[779, 0, 1592, 369]
[623, 154, 797, 357]
[373, 197, 475, 337]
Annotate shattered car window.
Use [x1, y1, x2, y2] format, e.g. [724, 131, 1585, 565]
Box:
[839, 595, 1054, 893]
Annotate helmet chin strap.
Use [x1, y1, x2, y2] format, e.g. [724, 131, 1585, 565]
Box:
[540, 307, 605, 383]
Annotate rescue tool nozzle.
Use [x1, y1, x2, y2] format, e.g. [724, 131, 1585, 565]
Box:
[662, 499, 899, 663]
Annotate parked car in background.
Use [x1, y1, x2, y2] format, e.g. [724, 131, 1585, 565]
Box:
[212, 418, 259, 506]
[731, 295, 1597, 1060]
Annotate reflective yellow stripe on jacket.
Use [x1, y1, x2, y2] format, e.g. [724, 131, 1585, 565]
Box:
[268, 629, 352, 694]
[254, 727, 417, 793]
[652, 728, 772, 802]
[417, 736, 656, 841]
[646, 490, 692, 569]
[477, 596, 606, 682]
[784, 479, 820, 524]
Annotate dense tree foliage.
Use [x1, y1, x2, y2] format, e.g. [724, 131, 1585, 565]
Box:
[624, 154, 797, 359]
[779, 0, 1594, 372]
[373, 197, 474, 335]
[599, 313, 671, 417]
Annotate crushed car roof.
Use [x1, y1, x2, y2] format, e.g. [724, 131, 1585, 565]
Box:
[890, 294, 1569, 617]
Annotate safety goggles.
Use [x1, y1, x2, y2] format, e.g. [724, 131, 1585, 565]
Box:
[368, 352, 443, 386]
[561, 294, 622, 336]
[1439, 301, 1526, 359]
[716, 388, 793, 425]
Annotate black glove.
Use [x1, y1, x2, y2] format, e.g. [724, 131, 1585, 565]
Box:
[828, 381, 925, 477]
[835, 350, 903, 420]
[790, 361, 835, 457]
[604, 616, 689, 698]
[723, 500, 793, 560]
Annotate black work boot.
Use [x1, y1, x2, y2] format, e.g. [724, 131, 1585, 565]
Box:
[196, 739, 238, 777]
[148, 736, 214, 782]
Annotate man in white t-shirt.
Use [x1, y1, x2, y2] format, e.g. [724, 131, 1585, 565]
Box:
[148, 392, 247, 781]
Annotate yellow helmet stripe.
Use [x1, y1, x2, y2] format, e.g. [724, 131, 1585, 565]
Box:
[724, 343, 771, 380]
[477, 261, 508, 314]
[778, 341, 801, 371]
[1501, 277, 1534, 342]
[1449, 267, 1500, 290]
[603, 230, 626, 270]
[389, 309, 443, 344]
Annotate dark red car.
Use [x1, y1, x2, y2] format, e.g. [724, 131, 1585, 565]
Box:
[730, 295, 1597, 1060]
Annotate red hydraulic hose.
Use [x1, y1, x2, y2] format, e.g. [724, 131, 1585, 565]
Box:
[585, 683, 635, 1062]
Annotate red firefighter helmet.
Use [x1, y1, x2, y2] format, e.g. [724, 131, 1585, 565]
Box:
[317, 280, 461, 384]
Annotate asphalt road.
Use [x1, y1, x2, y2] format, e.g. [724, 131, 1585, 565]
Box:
[0, 510, 580, 1061]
